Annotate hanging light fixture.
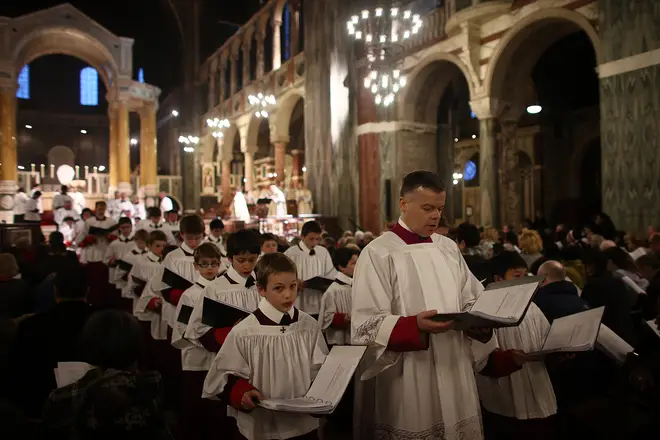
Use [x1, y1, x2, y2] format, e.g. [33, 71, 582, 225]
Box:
[347, 2, 422, 106]
[248, 92, 276, 118]
[207, 117, 230, 138]
[178, 134, 199, 153]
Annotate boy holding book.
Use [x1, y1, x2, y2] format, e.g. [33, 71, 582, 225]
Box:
[115, 229, 149, 306]
[104, 217, 135, 309]
[185, 229, 262, 355]
[172, 243, 226, 440]
[203, 253, 328, 440]
[319, 247, 359, 346]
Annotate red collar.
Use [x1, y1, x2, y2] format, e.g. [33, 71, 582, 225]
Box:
[390, 223, 433, 245]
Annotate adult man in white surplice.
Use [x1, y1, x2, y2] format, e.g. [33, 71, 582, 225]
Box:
[351, 170, 495, 440]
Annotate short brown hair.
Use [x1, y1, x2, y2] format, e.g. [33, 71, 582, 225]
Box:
[148, 230, 167, 245]
[255, 253, 297, 288]
[194, 242, 222, 263]
[133, 229, 149, 243]
[180, 214, 205, 235]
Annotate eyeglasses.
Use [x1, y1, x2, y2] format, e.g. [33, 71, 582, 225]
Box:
[197, 262, 220, 268]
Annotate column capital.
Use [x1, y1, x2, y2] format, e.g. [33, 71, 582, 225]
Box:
[272, 17, 282, 28]
[241, 146, 257, 155]
[469, 96, 503, 120]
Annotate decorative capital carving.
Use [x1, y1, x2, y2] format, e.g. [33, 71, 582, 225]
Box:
[469, 96, 503, 120]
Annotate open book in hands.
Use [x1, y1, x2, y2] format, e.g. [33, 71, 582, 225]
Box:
[527, 306, 605, 358]
[258, 345, 367, 415]
[431, 276, 544, 330]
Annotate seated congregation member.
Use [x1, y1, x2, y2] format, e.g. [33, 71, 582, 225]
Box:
[636, 254, 660, 319]
[476, 251, 557, 440]
[42, 310, 165, 440]
[171, 243, 225, 440]
[10, 265, 94, 418]
[318, 247, 359, 346]
[284, 221, 336, 316]
[186, 229, 262, 355]
[137, 207, 177, 245]
[534, 260, 589, 323]
[104, 217, 135, 310]
[0, 253, 32, 319]
[203, 253, 328, 440]
[260, 233, 279, 256]
[75, 201, 116, 308]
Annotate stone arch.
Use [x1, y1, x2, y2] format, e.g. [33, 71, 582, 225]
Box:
[272, 88, 304, 141]
[244, 114, 265, 152]
[485, 7, 601, 101]
[221, 124, 239, 160]
[8, 4, 127, 89]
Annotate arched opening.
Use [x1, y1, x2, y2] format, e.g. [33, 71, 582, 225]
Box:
[486, 11, 600, 227]
[579, 139, 602, 224]
[288, 98, 305, 189]
[230, 134, 243, 191]
[255, 118, 272, 190]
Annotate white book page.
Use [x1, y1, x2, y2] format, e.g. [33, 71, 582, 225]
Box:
[304, 346, 366, 405]
[621, 276, 646, 294]
[54, 362, 94, 388]
[596, 324, 634, 365]
[470, 282, 538, 321]
[541, 307, 604, 352]
[645, 320, 660, 338]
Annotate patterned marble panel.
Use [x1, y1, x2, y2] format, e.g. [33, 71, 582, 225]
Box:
[599, 0, 660, 63]
[601, 64, 660, 235]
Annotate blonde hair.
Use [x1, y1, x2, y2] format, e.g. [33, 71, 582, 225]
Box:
[518, 229, 543, 255]
[483, 227, 499, 243]
[0, 253, 19, 279]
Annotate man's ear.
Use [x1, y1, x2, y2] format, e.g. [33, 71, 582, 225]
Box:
[399, 197, 406, 213]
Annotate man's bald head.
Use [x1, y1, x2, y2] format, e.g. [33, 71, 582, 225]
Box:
[538, 260, 566, 284]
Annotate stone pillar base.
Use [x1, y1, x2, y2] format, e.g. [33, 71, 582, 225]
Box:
[117, 182, 133, 196]
[0, 180, 18, 223]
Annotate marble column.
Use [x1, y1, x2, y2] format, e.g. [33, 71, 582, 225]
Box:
[273, 141, 286, 186]
[256, 30, 265, 78]
[108, 103, 118, 193]
[230, 51, 238, 96]
[0, 85, 17, 223]
[116, 101, 132, 195]
[479, 118, 499, 227]
[244, 151, 255, 192]
[291, 149, 302, 185]
[500, 120, 521, 228]
[221, 159, 231, 198]
[242, 40, 251, 85]
[139, 103, 158, 200]
[272, 18, 282, 70]
[600, 0, 660, 235]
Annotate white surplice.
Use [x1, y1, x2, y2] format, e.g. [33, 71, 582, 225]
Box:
[203, 299, 328, 440]
[75, 216, 117, 264]
[476, 302, 557, 420]
[104, 235, 135, 287]
[136, 219, 177, 245]
[172, 275, 216, 371]
[129, 252, 168, 339]
[233, 191, 251, 222]
[350, 226, 485, 440]
[284, 241, 337, 315]
[154, 243, 197, 329]
[115, 247, 148, 292]
[318, 272, 353, 345]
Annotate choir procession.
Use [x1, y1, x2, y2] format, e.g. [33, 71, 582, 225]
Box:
[1, 170, 660, 440]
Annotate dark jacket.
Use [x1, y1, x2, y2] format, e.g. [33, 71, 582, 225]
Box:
[533, 280, 589, 323]
[582, 274, 637, 345]
[0, 278, 32, 319]
[8, 301, 95, 417]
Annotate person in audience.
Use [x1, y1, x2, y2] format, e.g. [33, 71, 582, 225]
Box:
[457, 222, 490, 281]
[172, 243, 225, 440]
[0, 253, 31, 319]
[42, 310, 165, 440]
[260, 233, 279, 256]
[534, 260, 589, 323]
[636, 254, 660, 319]
[9, 264, 94, 417]
[284, 221, 336, 317]
[477, 251, 557, 440]
[519, 228, 544, 269]
[203, 253, 328, 440]
[319, 247, 359, 346]
[602, 246, 649, 293]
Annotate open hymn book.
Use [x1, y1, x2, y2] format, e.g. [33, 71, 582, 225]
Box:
[258, 345, 367, 415]
[432, 276, 544, 330]
[528, 306, 605, 357]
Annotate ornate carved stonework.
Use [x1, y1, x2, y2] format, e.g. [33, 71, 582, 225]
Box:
[500, 121, 521, 228]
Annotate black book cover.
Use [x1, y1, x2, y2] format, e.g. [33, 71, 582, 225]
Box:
[178, 305, 194, 325]
[161, 268, 194, 290]
[201, 297, 251, 328]
[303, 277, 335, 293]
[88, 224, 120, 236]
[117, 260, 133, 272]
[133, 278, 147, 297]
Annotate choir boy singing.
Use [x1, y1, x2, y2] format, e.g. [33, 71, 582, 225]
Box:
[104, 217, 136, 309]
[319, 247, 359, 346]
[75, 201, 116, 307]
[186, 229, 262, 355]
[172, 243, 225, 440]
[351, 170, 494, 440]
[203, 253, 328, 440]
[113, 229, 149, 294]
[284, 221, 336, 316]
[137, 207, 177, 245]
[206, 218, 226, 253]
[476, 251, 557, 440]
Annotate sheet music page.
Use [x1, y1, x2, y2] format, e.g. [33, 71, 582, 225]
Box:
[541, 307, 604, 352]
[645, 320, 660, 338]
[621, 275, 646, 294]
[304, 345, 367, 404]
[596, 324, 634, 365]
[54, 362, 94, 388]
[470, 282, 538, 320]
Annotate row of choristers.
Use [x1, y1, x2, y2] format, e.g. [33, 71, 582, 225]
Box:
[97, 214, 349, 440]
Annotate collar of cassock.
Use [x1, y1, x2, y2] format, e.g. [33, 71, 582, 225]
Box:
[180, 243, 195, 257]
[195, 274, 213, 289]
[132, 248, 147, 255]
[391, 220, 433, 245]
[147, 252, 161, 263]
[223, 266, 256, 288]
[297, 241, 316, 256]
[255, 297, 297, 326]
[335, 272, 353, 286]
[119, 236, 133, 243]
[207, 235, 222, 243]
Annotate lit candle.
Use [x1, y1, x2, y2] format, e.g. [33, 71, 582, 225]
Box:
[84, 166, 89, 179]
[93, 166, 98, 174]
[75, 165, 80, 179]
[30, 163, 35, 173]
[40, 164, 45, 178]
[50, 164, 55, 178]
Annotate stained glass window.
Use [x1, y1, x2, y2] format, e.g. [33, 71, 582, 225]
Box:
[80, 67, 98, 106]
[283, 4, 291, 61]
[17, 66, 30, 100]
[463, 160, 477, 181]
[138, 68, 145, 83]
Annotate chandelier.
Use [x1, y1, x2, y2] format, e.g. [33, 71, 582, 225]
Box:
[178, 134, 199, 153]
[248, 92, 276, 118]
[207, 117, 230, 138]
[347, 2, 422, 106]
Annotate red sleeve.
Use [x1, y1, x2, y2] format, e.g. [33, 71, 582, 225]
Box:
[229, 378, 256, 410]
[168, 289, 185, 306]
[480, 349, 522, 378]
[331, 313, 349, 329]
[146, 298, 160, 311]
[79, 235, 96, 248]
[387, 316, 428, 352]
